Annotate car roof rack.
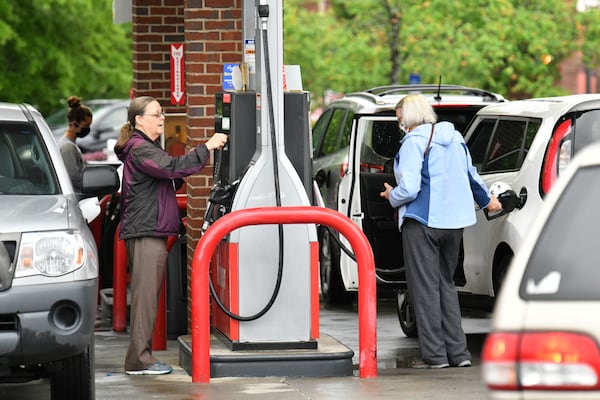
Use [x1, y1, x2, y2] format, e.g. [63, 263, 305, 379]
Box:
[345, 84, 505, 104]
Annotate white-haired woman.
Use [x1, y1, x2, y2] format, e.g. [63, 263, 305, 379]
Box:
[380, 93, 501, 369]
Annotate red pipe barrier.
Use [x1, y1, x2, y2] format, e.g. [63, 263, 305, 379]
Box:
[191, 206, 377, 383]
[112, 222, 128, 332]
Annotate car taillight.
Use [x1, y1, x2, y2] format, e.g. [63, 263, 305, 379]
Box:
[340, 161, 349, 177]
[541, 119, 572, 196]
[482, 332, 600, 391]
[359, 162, 385, 173]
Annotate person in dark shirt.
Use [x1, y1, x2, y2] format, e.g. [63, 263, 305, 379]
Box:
[58, 96, 92, 191]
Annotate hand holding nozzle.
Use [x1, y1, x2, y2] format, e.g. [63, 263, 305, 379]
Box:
[205, 133, 229, 151]
[486, 195, 503, 213]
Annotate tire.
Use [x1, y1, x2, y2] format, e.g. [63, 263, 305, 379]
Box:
[493, 253, 512, 297]
[319, 227, 350, 305]
[50, 339, 95, 400]
[397, 291, 418, 338]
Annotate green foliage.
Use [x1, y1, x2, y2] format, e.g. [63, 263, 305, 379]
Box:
[400, 0, 578, 98]
[577, 8, 600, 69]
[0, 0, 132, 115]
[284, 1, 390, 105]
[285, 0, 587, 103]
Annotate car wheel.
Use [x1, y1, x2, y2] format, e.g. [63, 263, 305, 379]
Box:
[493, 253, 512, 297]
[397, 290, 418, 338]
[319, 227, 349, 305]
[50, 338, 95, 400]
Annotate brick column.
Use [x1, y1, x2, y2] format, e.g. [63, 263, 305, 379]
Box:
[184, 0, 243, 253]
[132, 0, 244, 331]
[131, 0, 185, 110]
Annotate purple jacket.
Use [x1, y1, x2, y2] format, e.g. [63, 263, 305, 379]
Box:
[117, 130, 210, 239]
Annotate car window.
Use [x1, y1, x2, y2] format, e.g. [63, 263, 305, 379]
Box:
[311, 108, 332, 156]
[96, 106, 128, 133]
[0, 123, 58, 195]
[340, 111, 353, 150]
[468, 118, 540, 173]
[360, 120, 402, 168]
[520, 165, 600, 300]
[573, 109, 600, 153]
[318, 108, 348, 157]
[468, 119, 495, 170]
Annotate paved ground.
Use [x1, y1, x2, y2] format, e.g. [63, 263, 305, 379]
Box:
[0, 298, 493, 399]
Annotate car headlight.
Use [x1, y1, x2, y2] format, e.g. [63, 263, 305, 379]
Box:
[15, 231, 87, 277]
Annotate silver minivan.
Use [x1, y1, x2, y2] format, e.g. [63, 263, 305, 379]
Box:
[0, 102, 119, 399]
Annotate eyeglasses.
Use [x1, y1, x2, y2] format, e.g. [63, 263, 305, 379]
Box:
[142, 112, 165, 118]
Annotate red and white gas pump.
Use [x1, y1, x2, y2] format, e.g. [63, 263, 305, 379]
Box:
[209, 0, 318, 350]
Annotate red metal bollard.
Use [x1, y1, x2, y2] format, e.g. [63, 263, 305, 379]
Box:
[112, 223, 176, 351]
[112, 223, 128, 332]
[191, 206, 377, 383]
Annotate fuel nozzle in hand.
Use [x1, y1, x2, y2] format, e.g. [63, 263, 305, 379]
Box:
[484, 182, 519, 221]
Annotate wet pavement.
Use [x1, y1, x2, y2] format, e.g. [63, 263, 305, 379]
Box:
[0, 298, 493, 399]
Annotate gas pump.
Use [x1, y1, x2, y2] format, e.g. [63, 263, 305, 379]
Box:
[206, 0, 318, 350]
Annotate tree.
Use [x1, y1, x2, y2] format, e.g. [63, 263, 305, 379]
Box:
[284, 0, 584, 103]
[283, 0, 389, 107]
[0, 0, 132, 115]
[577, 7, 600, 70]
[399, 0, 578, 98]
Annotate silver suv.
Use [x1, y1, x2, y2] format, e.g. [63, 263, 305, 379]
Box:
[0, 102, 119, 399]
[312, 84, 506, 310]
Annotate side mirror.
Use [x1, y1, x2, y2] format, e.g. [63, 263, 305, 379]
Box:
[80, 165, 120, 199]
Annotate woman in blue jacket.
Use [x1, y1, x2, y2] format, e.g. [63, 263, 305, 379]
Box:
[380, 93, 501, 369]
[114, 96, 228, 375]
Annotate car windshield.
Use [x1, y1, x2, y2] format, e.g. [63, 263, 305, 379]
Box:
[435, 106, 479, 134]
[0, 123, 58, 195]
[519, 165, 600, 301]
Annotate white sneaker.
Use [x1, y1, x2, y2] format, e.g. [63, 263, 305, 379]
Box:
[126, 361, 173, 375]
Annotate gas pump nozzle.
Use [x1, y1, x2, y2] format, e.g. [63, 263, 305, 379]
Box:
[202, 179, 240, 232]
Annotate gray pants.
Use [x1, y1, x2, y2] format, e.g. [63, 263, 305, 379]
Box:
[402, 219, 471, 365]
[124, 236, 168, 371]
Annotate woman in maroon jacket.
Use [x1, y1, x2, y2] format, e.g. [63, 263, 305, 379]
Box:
[114, 96, 228, 375]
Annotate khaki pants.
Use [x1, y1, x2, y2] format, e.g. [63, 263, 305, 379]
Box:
[124, 236, 168, 371]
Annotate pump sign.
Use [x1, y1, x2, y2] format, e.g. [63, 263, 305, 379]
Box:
[223, 64, 237, 91]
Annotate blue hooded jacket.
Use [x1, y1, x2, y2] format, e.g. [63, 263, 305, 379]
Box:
[388, 121, 491, 229]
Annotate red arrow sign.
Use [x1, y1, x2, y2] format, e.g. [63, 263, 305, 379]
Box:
[170, 44, 185, 105]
